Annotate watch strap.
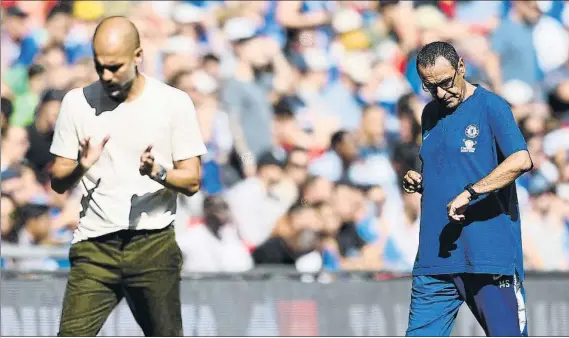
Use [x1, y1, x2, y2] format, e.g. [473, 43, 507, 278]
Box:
[464, 183, 479, 200]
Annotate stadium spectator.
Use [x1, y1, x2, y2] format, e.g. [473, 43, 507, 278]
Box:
[177, 194, 253, 273]
[225, 151, 297, 248]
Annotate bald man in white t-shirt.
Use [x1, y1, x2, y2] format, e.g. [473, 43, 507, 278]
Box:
[50, 16, 206, 337]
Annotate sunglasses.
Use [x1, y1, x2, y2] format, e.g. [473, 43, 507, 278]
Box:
[422, 69, 457, 94]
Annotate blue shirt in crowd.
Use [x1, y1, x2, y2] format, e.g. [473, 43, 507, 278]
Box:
[415, 86, 528, 280]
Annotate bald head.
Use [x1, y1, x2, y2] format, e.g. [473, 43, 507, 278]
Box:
[93, 16, 140, 55]
[92, 16, 143, 101]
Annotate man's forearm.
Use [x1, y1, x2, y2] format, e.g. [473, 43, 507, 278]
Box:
[472, 150, 533, 195]
[51, 162, 87, 194]
[158, 168, 201, 197]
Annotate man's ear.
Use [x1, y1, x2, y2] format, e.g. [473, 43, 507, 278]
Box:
[458, 57, 466, 76]
[134, 47, 143, 67]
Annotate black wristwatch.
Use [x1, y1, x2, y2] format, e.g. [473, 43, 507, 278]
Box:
[464, 183, 480, 201]
[152, 165, 167, 184]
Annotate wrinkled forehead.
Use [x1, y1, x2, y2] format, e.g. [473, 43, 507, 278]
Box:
[418, 56, 456, 82]
[93, 39, 134, 66]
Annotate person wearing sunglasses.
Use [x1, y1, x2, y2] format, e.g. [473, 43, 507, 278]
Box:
[402, 41, 533, 337]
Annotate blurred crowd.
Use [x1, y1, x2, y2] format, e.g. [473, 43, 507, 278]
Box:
[1, 0, 569, 273]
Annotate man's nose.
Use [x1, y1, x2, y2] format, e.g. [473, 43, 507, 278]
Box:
[436, 86, 446, 98]
[101, 69, 114, 82]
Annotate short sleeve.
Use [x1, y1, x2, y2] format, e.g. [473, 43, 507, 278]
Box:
[170, 92, 207, 161]
[486, 94, 528, 158]
[50, 91, 79, 160]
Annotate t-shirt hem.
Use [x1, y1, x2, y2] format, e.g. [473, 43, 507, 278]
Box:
[413, 264, 522, 279]
[71, 222, 174, 244]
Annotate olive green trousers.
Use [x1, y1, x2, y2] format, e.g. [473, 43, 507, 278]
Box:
[58, 225, 183, 336]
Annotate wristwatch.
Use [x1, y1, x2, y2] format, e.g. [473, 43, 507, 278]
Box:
[152, 165, 167, 184]
[464, 183, 480, 201]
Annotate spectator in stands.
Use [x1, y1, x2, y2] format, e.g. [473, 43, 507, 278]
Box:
[1, 6, 29, 70]
[1, 126, 30, 175]
[25, 89, 64, 178]
[253, 202, 323, 268]
[351, 105, 399, 188]
[543, 57, 569, 122]
[177, 194, 253, 273]
[1, 194, 18, 242]
[521, 186, 569, 271]
[170, 69, 236, 192]
[322, 52, 368, 131]
[284, 147, 310, 187]
[309, 130, 359, 183]
[321, 182, 384, 271]
[391, 94, 422, 183]
[225, 151, 298, 248]
[220, 17, 276, 177]
[300, 175, 334, 205]
[15, 4, 72, 67]
[1, 97, 14, 134]
[382, 192, 421, 272]
[489, 0, 543, 92]
[8, 64, 47, 127]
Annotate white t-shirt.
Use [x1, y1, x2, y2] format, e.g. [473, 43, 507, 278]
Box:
[176, 223, 253, 273]
[50, 75, 207, 243]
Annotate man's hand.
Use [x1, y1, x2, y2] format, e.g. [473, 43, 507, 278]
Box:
[79, 136, 110, 169]
[139, 145, 159, 177]
[447, 191, 471, 223]
[402, 170, 423, 194]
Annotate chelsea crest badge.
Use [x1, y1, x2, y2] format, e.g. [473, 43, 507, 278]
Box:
[462, 124, 479, 153]
[465, 124, 479, 138]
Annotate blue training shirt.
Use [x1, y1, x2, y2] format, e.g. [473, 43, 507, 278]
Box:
[414, 86, 528, 280]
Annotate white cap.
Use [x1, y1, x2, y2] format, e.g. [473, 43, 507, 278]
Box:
[502, 79, 534, 105]
[224, 17, 257, 42]
[303, 48, 331, 72]
[190, 70, 218, 95]
[171, 2, 203, 24]
[341, 52, 371, 84]
[162, 35, 198, 55]
[332, 8, 363, 33]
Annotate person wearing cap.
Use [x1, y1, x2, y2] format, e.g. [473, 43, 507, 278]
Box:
[220, 17, 274, 177]
[403, 41, 533, 336]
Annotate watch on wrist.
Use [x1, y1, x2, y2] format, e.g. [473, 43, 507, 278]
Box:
[464, 183, 480, 201]
[153, 165, 167, 184]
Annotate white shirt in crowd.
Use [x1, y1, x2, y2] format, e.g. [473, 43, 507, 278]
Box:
[176, 223, 254, 273]
[225, 177, 298, 247]
[50, 75, 207, 244]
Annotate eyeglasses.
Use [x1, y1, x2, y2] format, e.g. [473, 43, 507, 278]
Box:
[422, 70, 457, 94]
